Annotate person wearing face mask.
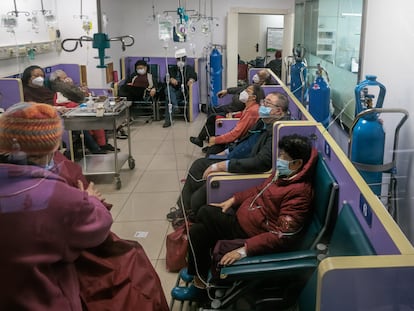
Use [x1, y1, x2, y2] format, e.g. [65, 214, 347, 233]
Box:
[163, 48, 198, 128]
[49, 69, 86, 105]
[49, 70, 116, 154]
[119, 60, 157, 103]
[251, 69, 272, 86]
[203, 84, 264, 155]
[171, 134, 317, 301]
[190, 84, 264, 152]
[0, 102, 113, 310]
[21, 65, 55, 105]
[189, 70, 273, 149]
[168, 92, 291, 224]
[213, 69, 273, 115]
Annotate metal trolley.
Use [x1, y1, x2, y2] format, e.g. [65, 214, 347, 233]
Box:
[62, 98, 135, 189]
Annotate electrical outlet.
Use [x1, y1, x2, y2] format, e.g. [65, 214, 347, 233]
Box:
[18, 47, 26, 55]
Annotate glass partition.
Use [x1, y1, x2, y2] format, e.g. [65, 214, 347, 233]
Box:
[294, 0, 363, 128]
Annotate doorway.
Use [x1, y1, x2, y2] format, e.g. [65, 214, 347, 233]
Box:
[226, 8, 293, 87]
[238, 14, 284, 67]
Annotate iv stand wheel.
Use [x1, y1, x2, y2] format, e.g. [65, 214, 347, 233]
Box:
[114, 176, 122, 190]
[128, 157, 135, 170]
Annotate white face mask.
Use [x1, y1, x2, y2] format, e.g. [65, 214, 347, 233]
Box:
[137, 69, 146, 75]
[32, 76, 44, 87]
[177, 61, 185, 69]
[252, 74, 260, 84]
[238, 90, 250, 103]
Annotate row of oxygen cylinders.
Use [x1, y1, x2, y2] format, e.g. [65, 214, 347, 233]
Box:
[290, 57, 386, 195]
[209, 46, 385, 195]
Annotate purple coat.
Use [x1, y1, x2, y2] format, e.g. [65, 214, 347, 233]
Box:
[0, 163, 113, 310]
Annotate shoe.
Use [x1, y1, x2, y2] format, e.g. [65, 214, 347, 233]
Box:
[116, 129, 128, 139]
[190, 136, 203, 147]
[179, 268, 194, 283]
[163, 122, 171, 128]
[166, 207, 183, 222]
[100, 143, 120, 152]
[90, 149, 107, 154]
[171, 284, 205, 301]
[202, 146, 209, 153]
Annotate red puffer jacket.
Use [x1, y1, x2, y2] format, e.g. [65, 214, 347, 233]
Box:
[234, 148, 318, 256]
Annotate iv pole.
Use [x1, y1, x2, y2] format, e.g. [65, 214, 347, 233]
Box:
[61, 0, 135, 68]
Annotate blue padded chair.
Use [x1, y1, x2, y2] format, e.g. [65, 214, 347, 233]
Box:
[171, 155, 339, 310]
[298, 203, 376, 311]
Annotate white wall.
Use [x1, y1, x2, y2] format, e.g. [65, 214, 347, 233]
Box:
[362, 0, 414, 240]
[0, 0, 294, 88]
[238, 14, 284, 63]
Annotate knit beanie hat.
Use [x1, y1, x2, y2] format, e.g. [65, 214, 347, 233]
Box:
[0, 102, 63, 156]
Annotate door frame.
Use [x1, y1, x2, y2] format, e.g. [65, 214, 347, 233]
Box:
[227, 7, 293, 87]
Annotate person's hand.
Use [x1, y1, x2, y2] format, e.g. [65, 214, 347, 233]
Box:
[187, 79, 195, 87]
[210, 196, 235, 213]
[63, 77, 73, 84]
[149, 88, 156, 97]
[217, 90, 227, 98]
[77, 180, 105, 202]
[202, 161, 225, 179]
[127, 82, 133, 86]
[219, 249, 243, 266]
[225, 112, 232, 118]
[208, 136, 216, 146]
[170, 78, 178, 86]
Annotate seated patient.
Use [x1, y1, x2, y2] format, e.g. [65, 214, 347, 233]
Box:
[119, 59, 157, 102]
[202, 84, 264, 155]
[172, 134, 317, 300]
[0, 102, 113, 310]
[49, 70, 116, 153]
[169, 92, 290, 222]
[21, 65, 54, 105]
[190, 69, 272, 149]
[163, 48, 198, 128]
[52, 150, 169, 311]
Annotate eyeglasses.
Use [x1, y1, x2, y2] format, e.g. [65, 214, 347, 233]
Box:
[263, 99, 280, 109]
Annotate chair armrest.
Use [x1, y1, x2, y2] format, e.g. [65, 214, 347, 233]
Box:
[231, 249, 319, 267]
[215, 118, 240, 136]
[220, 253, 318, 281]
[207, 173, 269, 204]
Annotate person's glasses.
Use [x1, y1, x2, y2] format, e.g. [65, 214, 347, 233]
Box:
[263, 99, 280, 109]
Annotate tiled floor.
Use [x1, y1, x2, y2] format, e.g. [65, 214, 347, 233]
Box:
[88, 114, 207, 308]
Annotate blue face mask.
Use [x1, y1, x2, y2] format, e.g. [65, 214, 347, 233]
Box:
[276, 158, 293, 177]
[259, 105, 272, 117]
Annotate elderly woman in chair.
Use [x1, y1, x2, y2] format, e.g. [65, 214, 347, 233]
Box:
[172, 134, 318, 301]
